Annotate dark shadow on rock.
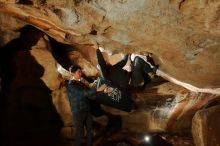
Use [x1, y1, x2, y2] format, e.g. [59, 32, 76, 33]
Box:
[49, 37, 75, 70]
[203, 97, 220, 109]
[90, 100, 122, 146]
[102, 139, 134, 146]
[0, 29, 6, 48]
[0, 25, 63, 146]
[90, 100, 122, 129]
[16, 0, 33, 5]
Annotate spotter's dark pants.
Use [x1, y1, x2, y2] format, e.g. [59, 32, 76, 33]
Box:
[74, 111, 93, 146]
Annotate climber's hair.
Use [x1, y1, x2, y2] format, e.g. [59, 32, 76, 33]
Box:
[69, 65, 82, 73]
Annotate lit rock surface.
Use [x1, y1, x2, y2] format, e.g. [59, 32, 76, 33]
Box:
[192, 104, 220, 146]
[0, 0, 220, 88]
[0, 1, 220, 146]
[103, 81, 219, 133]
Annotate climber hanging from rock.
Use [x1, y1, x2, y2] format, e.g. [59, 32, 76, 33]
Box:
[129, 53, 159, 87]
[55, 45, 159, 112]
[94, 46, 159, 112]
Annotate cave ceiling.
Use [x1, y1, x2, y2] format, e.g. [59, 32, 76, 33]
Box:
[0, 0, 220, 93]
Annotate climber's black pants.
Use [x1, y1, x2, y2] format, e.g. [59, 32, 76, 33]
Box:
[130, 56, 152, 87]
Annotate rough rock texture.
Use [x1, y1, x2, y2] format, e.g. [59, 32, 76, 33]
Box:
[0, 0, 220, 89]
[0, 13, 24, 47]
[192, 104, 220, 146]
[101, 81, 219, 133]
[0, 1, 220, 146]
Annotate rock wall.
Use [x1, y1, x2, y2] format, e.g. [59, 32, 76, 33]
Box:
[0, 29, 65, 145]
[0, 0, 220, 89]
[192, 104, 220, 146]
[0, 1, 220, 146]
